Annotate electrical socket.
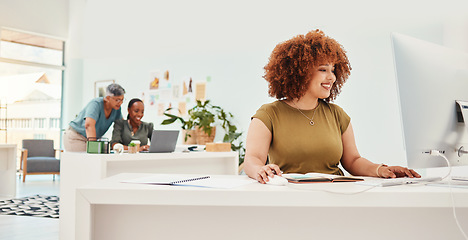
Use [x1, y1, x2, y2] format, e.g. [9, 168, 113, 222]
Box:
[455, 144, 468, 158]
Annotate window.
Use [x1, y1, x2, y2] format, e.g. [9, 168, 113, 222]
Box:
[49, 118, 60, 129]
[33, 133, 46, 140]
[6, 119, 33, 129]
[22, 119, 32, 129]
[0, 29, 63, 66]
[0, 28, 65, 151]
[34, 118, 46, 129]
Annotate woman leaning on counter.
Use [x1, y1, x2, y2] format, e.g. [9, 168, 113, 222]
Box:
[63, 83, 125, 152]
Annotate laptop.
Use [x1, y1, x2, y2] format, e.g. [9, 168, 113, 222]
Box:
[146, 130, 179, 153]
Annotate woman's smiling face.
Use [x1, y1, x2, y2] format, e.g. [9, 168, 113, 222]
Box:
[128, 101, 144, 125]
[305, 63, 336, 99]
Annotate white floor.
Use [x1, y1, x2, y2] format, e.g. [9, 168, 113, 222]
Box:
[0, 174, 60, 240]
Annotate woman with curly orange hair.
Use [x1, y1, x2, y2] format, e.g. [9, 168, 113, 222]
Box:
[244, 30, 420, 184]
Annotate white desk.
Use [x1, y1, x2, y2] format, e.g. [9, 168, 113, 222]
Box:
[60, 151, 238, 240]
[0, 144, 16, 198]
[76, 173, 468, 240]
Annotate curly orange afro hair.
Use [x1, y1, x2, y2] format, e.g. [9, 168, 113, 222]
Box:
[264, 29, 351, 102]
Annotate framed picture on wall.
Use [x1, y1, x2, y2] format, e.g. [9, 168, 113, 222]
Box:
[94, 80, 115, 97]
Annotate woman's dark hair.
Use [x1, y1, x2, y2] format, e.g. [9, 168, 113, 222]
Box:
[127, 98, 143, 119]
[264, 29, 351, 102]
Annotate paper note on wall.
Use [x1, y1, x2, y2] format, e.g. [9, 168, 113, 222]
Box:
[195, 82, 206, 101]
[149, 71, 161, 90]
[164, 70, 170, 81]
[158, 103, 166, 116]
[160, 89, 172, 100]
[172, 85, 180, 99]
[149, 94, 158, 106]
[183, 81, 188, 95]
[178, 102, 187, 116]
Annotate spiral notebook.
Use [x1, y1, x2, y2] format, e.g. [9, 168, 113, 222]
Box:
[123, 174, 210, 186]
[122, 174, 256, 188]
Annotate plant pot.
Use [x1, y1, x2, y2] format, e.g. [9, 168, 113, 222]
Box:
[182, 129, 197, 145]
[195, 126, 216, 145]
[128, 145, 139, 154]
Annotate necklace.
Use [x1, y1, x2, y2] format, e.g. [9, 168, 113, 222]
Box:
[128, 120, 136, 136]
[292, 101, 318, 126]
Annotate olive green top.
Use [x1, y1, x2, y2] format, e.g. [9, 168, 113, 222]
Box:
[252, 100, 350, 175]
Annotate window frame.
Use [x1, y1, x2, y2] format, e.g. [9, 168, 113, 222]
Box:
[0, 27, 66, 145]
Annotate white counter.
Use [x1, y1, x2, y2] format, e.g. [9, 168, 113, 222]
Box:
[60, 151, 238, 240]
[75, 173, 468, 240]
[0, 144, 16, 198]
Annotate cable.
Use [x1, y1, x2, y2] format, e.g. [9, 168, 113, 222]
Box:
[428, 150, 452, 180]
[429, 150, 468, 240]
[286, 151, 467, 239]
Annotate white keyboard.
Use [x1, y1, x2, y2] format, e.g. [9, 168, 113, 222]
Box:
[451, 176, 468, 181]
[357, 177, 442, 187]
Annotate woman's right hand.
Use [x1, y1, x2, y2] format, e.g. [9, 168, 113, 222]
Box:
[139, 145, 150, 152]
[256, 164, 282, 184]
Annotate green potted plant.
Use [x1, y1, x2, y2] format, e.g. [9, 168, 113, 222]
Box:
[161, 108, 196, 144]
[128, 142, 138, 154]
[188, 100, 219, 145]
[161, 99, 245, 164]
[161, 100, 217, 144]
[216, 108, 245, 165]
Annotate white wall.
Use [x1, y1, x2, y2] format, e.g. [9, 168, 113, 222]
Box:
[68, 0, 468, 167]
[0, 0, 68, 38]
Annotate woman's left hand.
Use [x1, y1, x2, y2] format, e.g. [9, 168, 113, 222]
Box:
[378, 166, 421, 178]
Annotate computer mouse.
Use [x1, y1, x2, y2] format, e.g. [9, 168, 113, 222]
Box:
[266, 175, 288, 186]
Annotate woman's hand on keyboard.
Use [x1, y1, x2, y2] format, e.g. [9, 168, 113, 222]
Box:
[379, 166, 421, 178]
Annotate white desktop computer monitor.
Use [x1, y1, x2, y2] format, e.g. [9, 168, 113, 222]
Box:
[392, 32, 468, 168]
